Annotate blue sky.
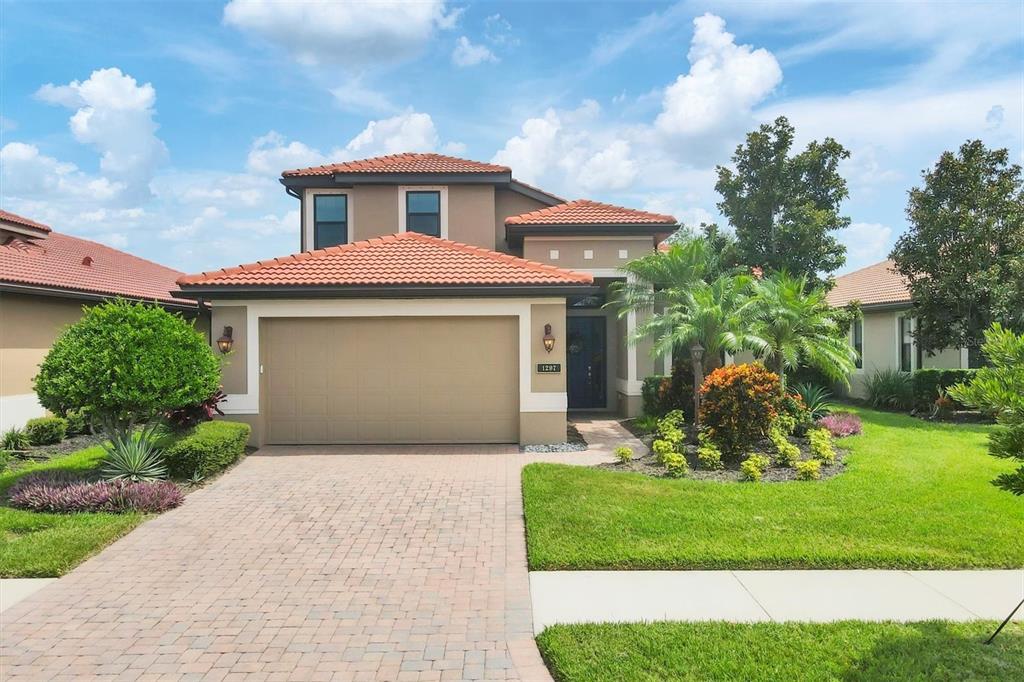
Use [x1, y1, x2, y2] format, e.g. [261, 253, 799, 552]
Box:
[2, 0, 1021, 275]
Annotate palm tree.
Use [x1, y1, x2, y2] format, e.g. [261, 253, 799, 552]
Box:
[610, 238, 756, 426]
[748, 271, 857, 393]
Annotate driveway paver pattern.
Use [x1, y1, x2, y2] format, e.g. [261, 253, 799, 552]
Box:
[0, 442, 612, 681]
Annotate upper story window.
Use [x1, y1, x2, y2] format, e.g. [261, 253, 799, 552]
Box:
[852, 318, 863, 369]
[405, 190, 441, 237]
[314, 194, 348, 249]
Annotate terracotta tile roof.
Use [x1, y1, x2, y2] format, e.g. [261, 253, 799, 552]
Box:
[282, 153, 510, 177]
[178, 232, 594, 288]
[827, 259, 911, 307]
[0, 209, 51, 233]
[505, 199, 677, 226]
[0, 231, 193, 305]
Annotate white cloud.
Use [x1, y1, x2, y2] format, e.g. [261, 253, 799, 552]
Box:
[344, 111, 441, 156]
[484, 14, 517, 47]
[159, 206, 225, 239]
[246, 131, 328, 175]
[654, 13, 781, 160]
[35, 68, 167, 203]
[452, 36, 497, 67]
[837, 222, 894, 273]
[330, 79, 397, 115]
[0, 142, 124, 201]
[578, 140, 637, 191]
[223, 0, 458, 67]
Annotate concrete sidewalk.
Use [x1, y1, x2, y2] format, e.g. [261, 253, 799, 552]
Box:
[0, 579, 57, 613]
[530, 569, 1024, 633]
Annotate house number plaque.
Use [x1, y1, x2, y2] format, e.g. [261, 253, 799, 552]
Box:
[536, 363, 561, 373]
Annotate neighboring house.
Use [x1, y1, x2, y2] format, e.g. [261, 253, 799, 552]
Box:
[0, 209, 201, 430]
[175, 153, 678, 446]
[827, 259, 968, 398]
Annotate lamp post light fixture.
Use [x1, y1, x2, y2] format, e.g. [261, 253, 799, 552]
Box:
[216, 326, 234, 354]
[542, 324, 556, 353]
[691, 341, 705, 430]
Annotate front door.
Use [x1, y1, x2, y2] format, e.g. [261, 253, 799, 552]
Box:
[567, 316, 606, 409]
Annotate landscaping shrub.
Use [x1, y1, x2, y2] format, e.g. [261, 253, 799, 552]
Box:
[0, 450, 10, 472]
[696, 435, 723, 470]
[614, 446, 633, 464]
[865, 369, 914, 411]
[809, 428, 837, 464]
[778, 392, 813, 435]
[165, 389, 227, 430]
[655, 412, 685, 448]
[161, 420, 250, 480]
[913, 368, 976, 410]
[795, 459, 822, 481]
[63, 408, 91, 435]
[631, 414, 659, 434]
[651, 439, 676, 466]
[699, 363, 781, 457]
[791, 383, 835, 420]
[24, 416, 68, 445]
[769, 427, 800, 467]
[662, 451, 689, 478]
[1, 427, 30, 451]
[817, 412, 862, 438]
[8, 471, 182, 513]
[740, 454, 771, 482]
[641, 364, 696, 417]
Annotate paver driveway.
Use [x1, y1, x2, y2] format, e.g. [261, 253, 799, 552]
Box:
[1, 444, 612, 681]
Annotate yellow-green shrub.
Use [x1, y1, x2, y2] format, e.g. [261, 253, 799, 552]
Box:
[740, 454, 771, 482]
[651, 439, 675, 465]
[662, 451, 689, 478]
[769, 427, 800, 467]
[795, 459, 822, 480]
[809, 428, 836, 465]
[614, 446, 633, 464]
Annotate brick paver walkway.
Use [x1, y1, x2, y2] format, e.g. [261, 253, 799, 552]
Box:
[0, 442, 614, 681]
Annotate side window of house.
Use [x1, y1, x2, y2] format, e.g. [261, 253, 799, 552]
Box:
[314, 194, 347, 249]
[852, 318, 863, 369]
[405, 191, 441, 237]
[899, 316, 913, 372]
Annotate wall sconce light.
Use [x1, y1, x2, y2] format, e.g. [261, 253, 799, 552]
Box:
[216, 326, 234, 354]
[543, 323, 556, 353]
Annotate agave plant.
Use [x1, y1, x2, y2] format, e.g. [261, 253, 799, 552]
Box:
[792, 382, 836, 420]
[101, 423, 167, 482]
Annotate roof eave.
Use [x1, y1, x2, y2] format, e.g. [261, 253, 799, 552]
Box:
[280, 171, 513, 188]
[1, 281, 200, 311]
[173, 282, 597, 300]
[506, 222, 678, 243]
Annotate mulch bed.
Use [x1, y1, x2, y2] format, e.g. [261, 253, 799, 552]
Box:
[599, 422, 847, 482]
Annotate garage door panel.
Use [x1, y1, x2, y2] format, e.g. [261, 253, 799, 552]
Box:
[263, 316, 518, 444]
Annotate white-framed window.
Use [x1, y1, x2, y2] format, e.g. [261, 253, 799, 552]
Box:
[898, 315, 916, 372]
[303, 189, 352, 250]
[398, 186, 448, 238]
[851, 318, 863, 370]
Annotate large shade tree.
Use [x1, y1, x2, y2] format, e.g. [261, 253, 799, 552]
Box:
[715, 116, 850, 284]
[748, 271, 857, 393]
[610, 238, 756, 425]
[890, 140, 1024, 363]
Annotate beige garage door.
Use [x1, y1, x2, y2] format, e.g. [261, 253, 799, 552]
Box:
[262, 316, 519, 444]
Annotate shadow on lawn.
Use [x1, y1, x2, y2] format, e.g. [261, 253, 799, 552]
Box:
[842, 620, 1023, 681]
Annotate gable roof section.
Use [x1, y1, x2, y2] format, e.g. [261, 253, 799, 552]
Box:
[1, 209, 51, 234]
[0, 231, 193, 306]
[282, 153, 510, 177]
[826, 259, 912, 308]
[506, 199, 677, 226]
[177, 232, 594, 291]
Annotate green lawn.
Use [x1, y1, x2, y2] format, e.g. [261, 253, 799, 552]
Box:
[537, 621, 1024, 682]
[0, 447, 143, 577]
[523, 407, 1024, 569]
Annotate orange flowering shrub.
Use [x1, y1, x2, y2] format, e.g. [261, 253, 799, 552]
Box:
[699, 363, 781, 457]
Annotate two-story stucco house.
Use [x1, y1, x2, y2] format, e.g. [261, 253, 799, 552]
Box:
[827, 259, 970, 399]
[175, 153, 678, 446]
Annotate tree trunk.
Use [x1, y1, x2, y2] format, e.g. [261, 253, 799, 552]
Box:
[692, 350, 705, 432]
[775, 354, 787, 395]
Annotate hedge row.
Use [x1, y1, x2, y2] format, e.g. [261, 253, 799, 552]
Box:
[161, 420, 251, 480]
[912, 368, 976, 408]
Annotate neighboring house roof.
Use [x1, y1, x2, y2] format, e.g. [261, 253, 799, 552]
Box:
[0, 209, 51, 234]
[0, 231, 193, 307]
[177, 232, 594, 292]
[508, 178, 566, 205]
[826, 259, 912, 308]
[282, 153, 510, 177]
[505, 200, 677, 226]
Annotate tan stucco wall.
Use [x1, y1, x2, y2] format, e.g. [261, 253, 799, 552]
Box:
[447, 185, 496, 249]
[351, 186, 399, 242]
[922, 347, 963, 369]
[523, 236, 656, 269]
[520, 411, 566, 445]
[0, 293, 85, 396]
[531, 303, 567, 393]
[494, 189, 549, 253]
[210, 305, 248, 394]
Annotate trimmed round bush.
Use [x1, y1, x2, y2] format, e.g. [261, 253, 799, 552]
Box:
[699, 363, 781, 457]
[160, 420, 251, 480]
[34, 300, 221, 436]
[24, 416, 68, 445]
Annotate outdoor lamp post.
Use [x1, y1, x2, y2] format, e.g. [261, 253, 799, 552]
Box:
[691, 342, 705, 430]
